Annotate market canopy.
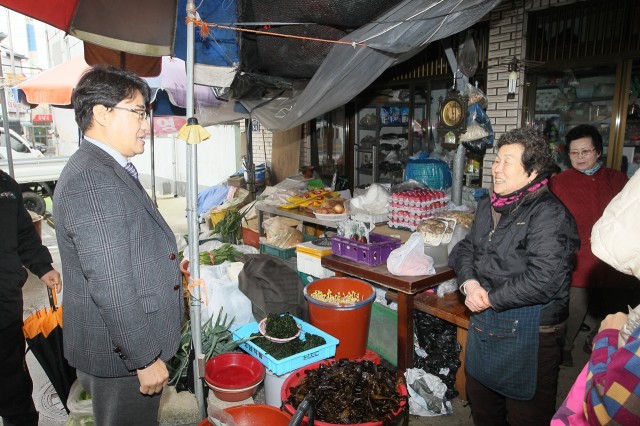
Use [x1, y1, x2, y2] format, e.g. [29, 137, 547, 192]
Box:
[1, 0, 501, 130]
[11, 56, 247, 125]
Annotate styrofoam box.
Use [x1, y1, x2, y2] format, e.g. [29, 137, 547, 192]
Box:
[232, 315, 339, 375]
[296, 251, 335, 279]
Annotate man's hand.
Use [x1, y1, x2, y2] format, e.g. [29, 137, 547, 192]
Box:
[137, 359, 169, 395]
[40, 269, 62, 293]
[598, 312, 628, 333]
[464, 280, 491, 313]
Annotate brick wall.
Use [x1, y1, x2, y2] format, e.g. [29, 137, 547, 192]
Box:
[482, 0, 576, 188]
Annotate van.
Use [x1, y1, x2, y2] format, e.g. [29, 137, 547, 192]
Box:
[0, 127, 44, 159]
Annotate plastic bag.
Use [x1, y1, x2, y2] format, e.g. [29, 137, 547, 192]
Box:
[66, 380, 93, 426]
[405, 368, 453, 416]
[387, 233, 436, 276]
[262, 216, 303, 248]
[460, 103, 494, 155]
[200, 262, 256, 327]
[464, 82, 488, 108]
[457, 30, 478, 77]
[348, 183, 390, 216]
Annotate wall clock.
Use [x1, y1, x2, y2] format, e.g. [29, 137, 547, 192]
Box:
[438, 92, 469, 136]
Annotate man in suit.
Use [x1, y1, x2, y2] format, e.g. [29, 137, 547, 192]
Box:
[54, 67, 183, 424]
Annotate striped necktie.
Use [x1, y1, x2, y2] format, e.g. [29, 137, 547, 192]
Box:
[124, 162, 139, 180]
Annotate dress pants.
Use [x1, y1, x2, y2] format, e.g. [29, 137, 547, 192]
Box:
[0, 320, 39, 426]
[466, 326, 564, 426]
[77, 369, 162, 425]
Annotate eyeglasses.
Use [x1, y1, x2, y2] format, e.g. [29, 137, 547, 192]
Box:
[112, 106, 149, 121]
[569, 148, 596, 158]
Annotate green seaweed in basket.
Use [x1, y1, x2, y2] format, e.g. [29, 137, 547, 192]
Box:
[265, 313, 298, 338]
[250, 332, 326, 360]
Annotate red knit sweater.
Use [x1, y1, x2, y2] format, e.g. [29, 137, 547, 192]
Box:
[549, 167, 627, 287]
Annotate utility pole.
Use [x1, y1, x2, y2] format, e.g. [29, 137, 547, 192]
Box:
[0, 32, 14, 177]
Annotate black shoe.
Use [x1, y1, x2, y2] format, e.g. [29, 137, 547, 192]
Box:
[580, 323, 591, 332]
[561, 350, 574, 367]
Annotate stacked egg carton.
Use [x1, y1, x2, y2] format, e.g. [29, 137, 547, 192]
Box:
[388, 189, 449, 231]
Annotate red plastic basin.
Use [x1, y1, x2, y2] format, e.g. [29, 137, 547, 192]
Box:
[198, 404, 291, 426]
[204, 353, 265, 389]
[281, 360, 408, 426]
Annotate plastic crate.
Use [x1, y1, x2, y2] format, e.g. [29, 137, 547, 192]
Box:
[297, 271, 320, 285]
[260, 242, 296, 259]
[296, 252, 335, 279]
[232, 315, 339, 375]
[241, 226, 259, 248]
[367, 302, 398, 366]
[331, 233, 401, 266]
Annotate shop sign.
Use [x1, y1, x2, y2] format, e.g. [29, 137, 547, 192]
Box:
[152, 116, 187, 136]
[33, 114, 53, 123]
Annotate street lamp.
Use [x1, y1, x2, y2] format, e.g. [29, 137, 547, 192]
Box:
[0, 31, 14, 177]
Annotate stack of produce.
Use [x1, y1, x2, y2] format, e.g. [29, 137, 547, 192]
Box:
[388, 189, 449, 231]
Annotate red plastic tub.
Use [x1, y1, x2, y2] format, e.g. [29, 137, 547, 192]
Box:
[304, 277, 375, 360]
[281, 360, 408, 426]
[198, 404, 291, 426]
[204, 353, 265, 389]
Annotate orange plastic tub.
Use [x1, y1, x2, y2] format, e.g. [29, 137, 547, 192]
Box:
[198, 404, 291, 426]
[303, 277, 375, 360]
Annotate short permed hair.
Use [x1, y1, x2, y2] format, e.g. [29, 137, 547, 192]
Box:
[565, 124, 604, 155]
[496, 127, 556, 178]
[72, 66, 150, 132]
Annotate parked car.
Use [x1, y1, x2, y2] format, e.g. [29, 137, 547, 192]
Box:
[0, 127, 44, 159]
[34, 142, 47, 153]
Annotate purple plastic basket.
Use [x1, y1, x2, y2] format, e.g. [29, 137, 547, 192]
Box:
[331, 233, 402, 266]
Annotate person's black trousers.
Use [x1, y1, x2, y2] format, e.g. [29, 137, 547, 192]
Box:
[0, 320, 39, 426]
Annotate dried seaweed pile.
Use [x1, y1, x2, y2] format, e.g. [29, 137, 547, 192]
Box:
[286, 360, 407, 424]
[414, 311, 461, 400]
[250, 332, 326, 360]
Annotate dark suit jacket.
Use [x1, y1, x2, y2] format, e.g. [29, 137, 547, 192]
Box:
[54, 141, 183, 377]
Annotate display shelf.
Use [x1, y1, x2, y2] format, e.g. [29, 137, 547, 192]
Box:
[354, 99, 424, 186]
[529, 67, 617, 167]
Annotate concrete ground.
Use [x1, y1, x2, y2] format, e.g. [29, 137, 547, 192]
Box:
[11, 195, 589, 425]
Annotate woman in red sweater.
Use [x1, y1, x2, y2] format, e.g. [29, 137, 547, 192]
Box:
[549, 124, 628, 367]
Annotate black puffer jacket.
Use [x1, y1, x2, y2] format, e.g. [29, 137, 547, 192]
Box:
[453, 187, 579, 325]
[0, 170, 53, 328]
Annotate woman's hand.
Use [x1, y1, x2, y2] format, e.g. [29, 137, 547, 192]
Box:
[464, 280, 491, 312]
[40, 269, 62, 293]
[598, 312, 628, 333]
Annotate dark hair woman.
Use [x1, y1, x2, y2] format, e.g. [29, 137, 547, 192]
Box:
[452, 127, 579, 424]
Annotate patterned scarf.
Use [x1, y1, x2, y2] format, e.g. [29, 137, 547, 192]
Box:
[581, 161, 602, 176]
[491, 176, 549, 214]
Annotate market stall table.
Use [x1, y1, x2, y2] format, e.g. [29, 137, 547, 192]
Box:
[255, 203, 341, 237]
[320, 255, 456, 374]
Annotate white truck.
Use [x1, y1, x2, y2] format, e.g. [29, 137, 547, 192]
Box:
[0, 128, 69, 215]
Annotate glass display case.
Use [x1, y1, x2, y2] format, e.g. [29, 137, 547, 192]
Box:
[528, 66, 616, 168]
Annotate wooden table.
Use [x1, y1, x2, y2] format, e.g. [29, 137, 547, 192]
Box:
[320, 255, 457, 374]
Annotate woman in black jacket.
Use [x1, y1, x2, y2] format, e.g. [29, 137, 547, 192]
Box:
[0, 169, 61, 425]
[453, 128, 579, 425]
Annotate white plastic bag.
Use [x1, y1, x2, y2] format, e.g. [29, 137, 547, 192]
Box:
[199, 262, 255, 327]
[405, 368, 453, 416]
[66, 380, 93, 426]
[386, 233, 436, 276]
